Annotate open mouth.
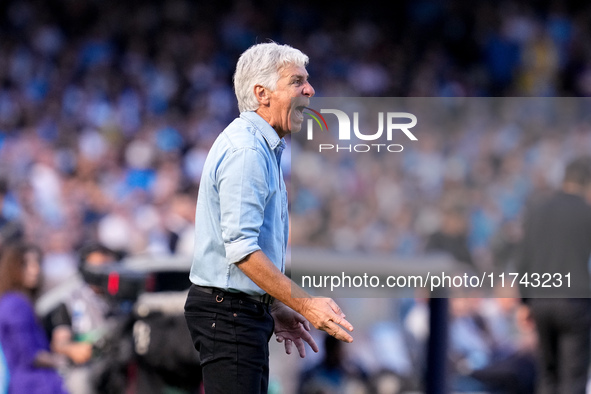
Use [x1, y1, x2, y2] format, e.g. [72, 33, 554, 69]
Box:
[293, 105, 306, 119]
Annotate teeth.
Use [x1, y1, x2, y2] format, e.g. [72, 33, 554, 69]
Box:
[294, 108, 304, 119]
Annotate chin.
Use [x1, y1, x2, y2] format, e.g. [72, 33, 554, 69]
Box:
[290, 121, 303, 133]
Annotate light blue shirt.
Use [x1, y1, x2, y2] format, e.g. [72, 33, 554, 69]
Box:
[189, 111, 288, 295]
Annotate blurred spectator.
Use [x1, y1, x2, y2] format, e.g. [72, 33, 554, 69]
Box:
[164, 190, 196, 256]
[41, 230, 78, 293]
[46, 243, 118, 394]
[469, 295, 537, 394]
[425, 205, 476, 272]
[519, 157, 591, 394]
[449, 296, 537, 393]
[489, 219, 522, 273]
[448, 297, 493, 391]
[0, 242, 68, 394]
[402, 296, 430, 387]
[298, 334, 369, 394]
[0, 178, 23, 249]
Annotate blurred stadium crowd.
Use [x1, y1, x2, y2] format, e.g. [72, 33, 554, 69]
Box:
[290, 97, 591, 275]
[1, 0, 591, 282]
[0, 0, 591, 393]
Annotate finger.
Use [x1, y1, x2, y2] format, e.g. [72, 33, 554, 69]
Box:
[300, 330, 319, 353]
[284, 339, 293, 355]
[329, 315, 354, 332]
[327, 299, 344, 317]
[293, 338, 306, 358]
[303, 320, 311, 331]
[276, 335, 284, 343]
[326, 322, 354, 343]
[333, 328, 354, 343]
[294, 312, 307, 325]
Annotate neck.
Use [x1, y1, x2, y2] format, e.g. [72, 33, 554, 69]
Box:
[254, 108, 287, 139]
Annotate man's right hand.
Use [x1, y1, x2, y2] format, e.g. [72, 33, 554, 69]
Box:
[300, 297, 354, 343]
[236, 250, 354, 342]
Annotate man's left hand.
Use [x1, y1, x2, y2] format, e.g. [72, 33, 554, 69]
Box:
[271, 301, 319, 358]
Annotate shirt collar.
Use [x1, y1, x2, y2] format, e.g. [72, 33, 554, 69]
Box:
[240, 111, 286, 151]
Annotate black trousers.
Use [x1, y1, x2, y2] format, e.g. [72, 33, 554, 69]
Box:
[184, 285, 274, 394]
[529, 298, 591, 394]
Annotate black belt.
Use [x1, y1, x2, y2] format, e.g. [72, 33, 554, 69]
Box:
[192, 285, 274, 306]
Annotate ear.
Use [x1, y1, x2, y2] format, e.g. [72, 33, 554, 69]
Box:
[253, 85, 270, 106]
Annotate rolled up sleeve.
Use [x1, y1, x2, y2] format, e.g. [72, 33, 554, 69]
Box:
[218, 147, 269, 264]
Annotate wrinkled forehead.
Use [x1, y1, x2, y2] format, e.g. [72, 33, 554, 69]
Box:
[278, 63, 309, 79]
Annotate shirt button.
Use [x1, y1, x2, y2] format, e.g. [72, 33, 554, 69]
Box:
[233, 313, 237, 317]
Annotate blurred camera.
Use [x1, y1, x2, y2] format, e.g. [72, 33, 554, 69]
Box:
[80, 263, 148, 301]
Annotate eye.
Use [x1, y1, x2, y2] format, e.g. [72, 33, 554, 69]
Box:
[291, 77, 308, 86]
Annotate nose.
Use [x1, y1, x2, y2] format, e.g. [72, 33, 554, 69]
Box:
[303, 81, 315, 97]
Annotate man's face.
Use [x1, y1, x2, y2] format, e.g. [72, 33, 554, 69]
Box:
[263, 64, 315, 137]
[86, 251, 115, 294]
[22, 251, 41, 290]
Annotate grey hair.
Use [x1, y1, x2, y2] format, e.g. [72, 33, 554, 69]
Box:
[233, 42, 309, 113]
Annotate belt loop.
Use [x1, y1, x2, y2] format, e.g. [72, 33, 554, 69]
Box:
[262, 294, 274, 306]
